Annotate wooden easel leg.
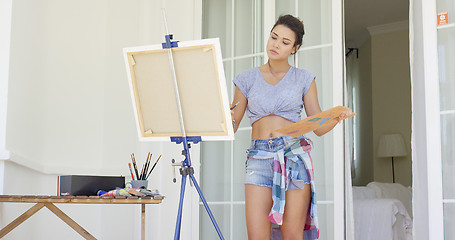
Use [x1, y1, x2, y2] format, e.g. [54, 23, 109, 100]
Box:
[0, 203, 45, 238]
[44, 203, 96, 240]
[141, 203, 145, 240]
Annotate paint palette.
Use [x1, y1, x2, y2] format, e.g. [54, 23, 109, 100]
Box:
[275, 106, 356, 137]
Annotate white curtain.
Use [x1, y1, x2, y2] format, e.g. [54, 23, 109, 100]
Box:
[345, 53, 355, 240]
[345, 132, 355, 240]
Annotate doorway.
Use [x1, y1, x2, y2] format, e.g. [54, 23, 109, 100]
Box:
[200, 0, 345, 239]
[344, 0, 413, 239]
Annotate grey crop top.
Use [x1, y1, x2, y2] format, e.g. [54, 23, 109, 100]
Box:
[233, 66, 315, 125]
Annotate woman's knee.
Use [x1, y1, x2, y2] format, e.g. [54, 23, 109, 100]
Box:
[280, 226, 304, 240]
[248, 232, 271, 240]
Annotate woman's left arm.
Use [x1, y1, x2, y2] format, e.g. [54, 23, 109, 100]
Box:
[303, 79, 352, 136]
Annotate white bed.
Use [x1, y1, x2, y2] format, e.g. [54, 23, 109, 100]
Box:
[353, 182, 413, 240]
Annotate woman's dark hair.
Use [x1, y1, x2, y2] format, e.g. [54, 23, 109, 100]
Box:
[271, 14, 305, 53]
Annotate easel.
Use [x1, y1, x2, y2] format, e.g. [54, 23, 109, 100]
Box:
[160, 9, 225, 240]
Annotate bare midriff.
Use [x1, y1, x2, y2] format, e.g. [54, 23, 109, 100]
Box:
[251, 115, 294, 139]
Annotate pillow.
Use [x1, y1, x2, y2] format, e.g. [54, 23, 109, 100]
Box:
[367, 182, 413, 218]
[352, 186, 376, 200]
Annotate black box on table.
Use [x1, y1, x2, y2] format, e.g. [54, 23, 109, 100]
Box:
[58, 175, 125, 196]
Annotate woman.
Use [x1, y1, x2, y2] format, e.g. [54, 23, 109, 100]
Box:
[230, 15, 352, 240]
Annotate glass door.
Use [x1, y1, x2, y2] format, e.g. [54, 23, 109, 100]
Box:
[276, 1, 344, 239]
[200, 0, 344, 239]
[200, 1, 263, 239]
[436, 1, 455, 238]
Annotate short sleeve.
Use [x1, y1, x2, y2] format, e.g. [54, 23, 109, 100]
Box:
[302, 70, 316, 96]
[233, 71, 250, 98]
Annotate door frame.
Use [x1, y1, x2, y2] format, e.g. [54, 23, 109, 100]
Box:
[410, 0, 444, 239]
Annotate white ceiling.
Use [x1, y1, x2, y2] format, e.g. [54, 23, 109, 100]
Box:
[345, 0, 409, 47]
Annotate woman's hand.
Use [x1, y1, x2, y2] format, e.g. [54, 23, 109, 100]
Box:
[230, 87, 247, 133]
[231, 109, 236, 129]
[335, 108, 354, 124]
[230, 101, 240, 129]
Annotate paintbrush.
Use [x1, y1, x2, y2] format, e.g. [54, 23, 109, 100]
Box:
[128, 163, 135, 180]
[230, 101, 240, 110]
[131, 153, 139, 180]
[146, 155, 162, 179]
[144, 152, 152, 179]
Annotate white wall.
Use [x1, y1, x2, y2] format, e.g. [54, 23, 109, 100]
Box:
[349, 28, 411, 187]
[371, 29, 412, 187]
[0, 0, 12, 161]
[2, 0, 202, 239]
[6, 0, 201, 175]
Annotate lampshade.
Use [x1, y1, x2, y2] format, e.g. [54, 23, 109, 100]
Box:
[377, 134, 407, 157]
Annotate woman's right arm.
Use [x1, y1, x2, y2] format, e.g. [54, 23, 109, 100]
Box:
[231, 86, 248, 133]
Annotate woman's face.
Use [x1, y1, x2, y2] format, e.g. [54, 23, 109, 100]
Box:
[266, 24, 298, 61]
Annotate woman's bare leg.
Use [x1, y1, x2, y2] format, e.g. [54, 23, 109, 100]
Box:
[245, 184, 273, 240]
[280, 184, 312, 240]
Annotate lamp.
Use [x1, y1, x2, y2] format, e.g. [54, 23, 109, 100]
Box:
[377, 134, 407, 183]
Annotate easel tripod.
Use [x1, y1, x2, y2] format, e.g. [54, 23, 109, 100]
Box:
[161, 9, 225, 240]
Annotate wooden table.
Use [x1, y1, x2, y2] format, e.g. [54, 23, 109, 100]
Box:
[0, 195, 163, 240]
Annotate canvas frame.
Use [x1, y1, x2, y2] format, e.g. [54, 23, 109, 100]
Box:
[123, 38, 234, 141]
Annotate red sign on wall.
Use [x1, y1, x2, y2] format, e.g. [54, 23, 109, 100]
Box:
[437, 12, 449, 26]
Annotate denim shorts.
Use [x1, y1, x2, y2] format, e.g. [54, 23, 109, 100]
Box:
[244, 136, 311, 190]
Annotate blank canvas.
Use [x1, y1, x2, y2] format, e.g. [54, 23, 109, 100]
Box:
[123, 38, 234, 141]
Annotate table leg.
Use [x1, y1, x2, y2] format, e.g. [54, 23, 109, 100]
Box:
[44, 203, 96, 240]
[0, 203, 45, 238]
[141, 203, 145, 240]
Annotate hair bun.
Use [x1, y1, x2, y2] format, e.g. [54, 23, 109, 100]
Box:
[271, 14, 305, 49]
